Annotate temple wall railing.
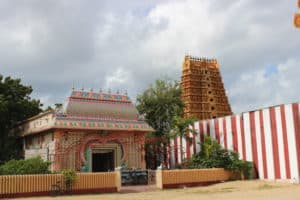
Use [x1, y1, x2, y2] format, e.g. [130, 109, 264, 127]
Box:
[0, 171, 121, 198]
[156, 168, 233, 189]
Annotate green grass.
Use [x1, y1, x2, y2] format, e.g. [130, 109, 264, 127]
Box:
[257, 184, 278, 190]
[188, 187, 237, 194]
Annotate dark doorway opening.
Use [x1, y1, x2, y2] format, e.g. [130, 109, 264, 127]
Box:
[92, 151, 114, 172]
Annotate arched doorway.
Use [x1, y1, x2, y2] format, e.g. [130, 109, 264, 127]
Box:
[92, 149, 115, 172]
[80, 138, 124, 172]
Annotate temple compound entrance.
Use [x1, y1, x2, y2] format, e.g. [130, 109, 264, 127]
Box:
[14, 90, 153, 172]
[92, 151, 114, 172]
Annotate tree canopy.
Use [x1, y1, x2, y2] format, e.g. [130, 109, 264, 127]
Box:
[136, 78, 184, 168]
[0, 75, 42, 163]
[136, 79, 183, 137]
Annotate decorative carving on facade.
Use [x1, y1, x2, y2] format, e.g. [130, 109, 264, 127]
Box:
[181, 55, 232, 120]
[16, 90, 153, 172]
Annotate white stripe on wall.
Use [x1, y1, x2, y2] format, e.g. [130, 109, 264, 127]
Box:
[275, 106, 287, 179]
[177, 136, 182, 164]
[203, 121, 207, 136]
[226, 116, 233, 150]
[254, 111, 264, 179]
[194, 122, 201, 153]
[182, 136, 187, 160]
[243, 113, 253, 161]
[218, 118, 224, 147]
[236, 115, 243, 159]
[285, 104, 299, 182]
[170, 139, 175, 167]
[263, 108, 275, 180]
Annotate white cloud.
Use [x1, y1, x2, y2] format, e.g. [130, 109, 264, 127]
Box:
[104, 68, 132, 91]
[229, 58, 300, 113]
[0, 0, 299, 114]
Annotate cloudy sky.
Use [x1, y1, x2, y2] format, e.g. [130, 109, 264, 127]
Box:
[1, 0, 299, 113]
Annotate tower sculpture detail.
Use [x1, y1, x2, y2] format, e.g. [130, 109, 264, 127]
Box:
[181, 55, 232, 120]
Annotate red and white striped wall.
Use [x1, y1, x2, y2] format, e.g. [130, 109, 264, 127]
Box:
[169, 102, 300, 183]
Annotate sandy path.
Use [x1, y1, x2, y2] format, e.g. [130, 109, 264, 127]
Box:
[17, 180, 300, 200]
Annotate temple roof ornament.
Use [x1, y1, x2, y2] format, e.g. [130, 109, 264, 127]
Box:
[14, 90, 153, 136]
[64, 90, 138, 120]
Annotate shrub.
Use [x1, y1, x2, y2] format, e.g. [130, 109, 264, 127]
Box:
[0, 156, 51, 175]
[62, 169, 77, 190]
[188, 136, 254, 179]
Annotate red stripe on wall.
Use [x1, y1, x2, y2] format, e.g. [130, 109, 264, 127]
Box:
[199, 122, 205, 143]
[207, 122, 210, 136]
[174, 136, 178, 165]
[240, 115, 246, 160]
[223, 118, 228, 149]
[214, 119, 220, 143]
[259, 110, 268, 179]
[180, 136, 183, 162]
[270, 107, 281, 179]
[280, 105, 291, 179]
[186, 134, 190, 159]
[231, 116, 238, 152]
[292, 103, 300, 177]
[193, 125, 197, 154]
[249, 112, 259, 176]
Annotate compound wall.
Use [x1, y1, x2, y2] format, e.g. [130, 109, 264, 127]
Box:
[170, 102, 300, 182]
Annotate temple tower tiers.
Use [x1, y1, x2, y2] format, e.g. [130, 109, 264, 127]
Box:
[181, 55, 232, 120]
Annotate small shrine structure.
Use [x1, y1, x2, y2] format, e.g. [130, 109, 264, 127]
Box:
[15, 90, 153, 172]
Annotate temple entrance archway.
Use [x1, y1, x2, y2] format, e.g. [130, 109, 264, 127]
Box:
[92, 151, 114, 172]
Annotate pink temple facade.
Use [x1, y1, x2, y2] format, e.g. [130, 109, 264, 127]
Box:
[15, 90, 153, 172]
[170, 102, 300, 183]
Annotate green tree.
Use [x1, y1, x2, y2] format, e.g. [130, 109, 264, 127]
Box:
[0, 75, 42, 163]
[136, 78, 184, 168]
[136, 78, 183, 137]
[170, 116, 196, 161]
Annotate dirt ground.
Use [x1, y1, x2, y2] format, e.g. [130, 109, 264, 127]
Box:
[17, 180, 300, 200]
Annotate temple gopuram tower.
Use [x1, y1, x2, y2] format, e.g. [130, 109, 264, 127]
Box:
[181, 55, 232, 120]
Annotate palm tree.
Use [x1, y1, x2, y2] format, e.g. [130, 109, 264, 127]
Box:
[170, 116, 196, 162]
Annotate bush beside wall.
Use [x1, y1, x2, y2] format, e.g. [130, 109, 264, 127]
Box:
[0, 157, 51, 175]
[183, 136, 254, 179]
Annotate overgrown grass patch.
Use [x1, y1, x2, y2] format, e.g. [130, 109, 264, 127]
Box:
[188, 186, 237, 195]
[257, 184, 280, 190]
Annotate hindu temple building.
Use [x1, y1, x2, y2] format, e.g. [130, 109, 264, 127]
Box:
[170, 102, 300, 183]
[170, 55, 300, 183]
[181, 55, 232, 120]
[15, 90, 153, 172]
